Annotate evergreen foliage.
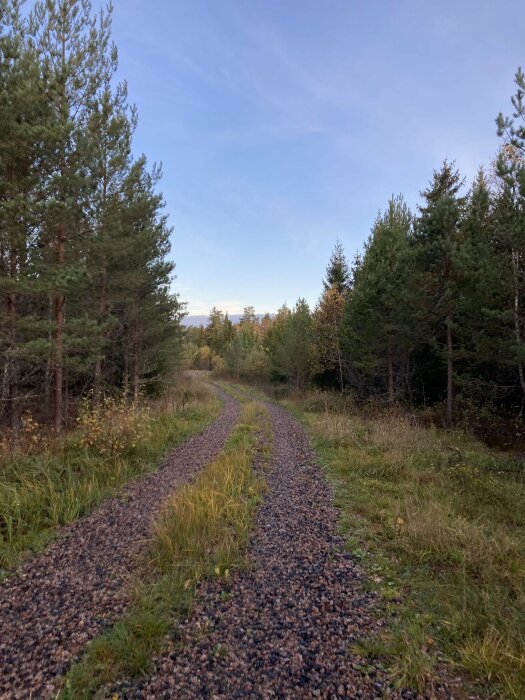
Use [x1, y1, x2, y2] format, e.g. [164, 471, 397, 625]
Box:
[323, 239, 351, 294]
[0, 0, 183, 430]
[189, 67, 525, 434]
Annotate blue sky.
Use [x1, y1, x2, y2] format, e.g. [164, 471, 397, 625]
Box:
[100, 0, 522, 316]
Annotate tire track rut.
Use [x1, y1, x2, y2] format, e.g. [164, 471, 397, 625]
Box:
[125, 402, 396, 699]
[0, 393, 239, 699]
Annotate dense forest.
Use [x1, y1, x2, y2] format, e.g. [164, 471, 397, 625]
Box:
[0, 3, 524, 698]
[0, 0, 183, 432]
[188, 69, 525, 437]
[2, 0, 525, 443]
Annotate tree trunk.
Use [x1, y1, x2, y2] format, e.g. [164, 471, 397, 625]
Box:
[123, 345, 129, 401]
[446, 315, 453, 425]
[93, 162, 108, 407]
[337, 342, 344, 395]
[405, 356, 413, 405]
[511, 249, 525, 399]
[7, 279, 17, 430]
[53, 226, 65, 431]
[133, 347, 140, 404]
[93, 266, 107, 407]
[387, 356, 394, 404]
[53, 28, 68, 432]
[92, 273, 107, 407]
[93, 356, 102, 407]
[64, 364, 69, 427]
[7, 196, 18, 430]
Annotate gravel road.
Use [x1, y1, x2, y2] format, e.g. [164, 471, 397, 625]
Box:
[0, 393, 239, 700]
[124, 402, 399, 699]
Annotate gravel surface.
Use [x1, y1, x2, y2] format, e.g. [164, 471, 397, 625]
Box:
[0, 392, 239, 700]
[122, 403, 407, 699]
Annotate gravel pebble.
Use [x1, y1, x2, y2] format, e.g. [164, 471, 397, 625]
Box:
[120, 404, 413, 699]
[0, 392, 239, 699]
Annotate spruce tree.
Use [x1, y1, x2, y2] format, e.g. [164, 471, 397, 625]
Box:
[313, 287, 345, 393]
[273, 299, 312, 388]
[115, 157, 179, 401]
[413, 161, 466, 423]
[495, 69, 525, 403]
[323, 239, 351, 295]
[342, 195, 413, 402]
[206, 307, 225, 354]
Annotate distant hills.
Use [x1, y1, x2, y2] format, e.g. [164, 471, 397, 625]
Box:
[182, 314, 270, 327]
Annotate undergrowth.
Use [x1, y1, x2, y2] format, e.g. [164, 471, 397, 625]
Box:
[289, 398, 525, 698]
[60, 400, 270, 699]
[0, 378, 220, 573]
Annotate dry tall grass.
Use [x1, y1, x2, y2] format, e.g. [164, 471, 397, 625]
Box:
[302, 405, 525, 698]
[61, 401, 270, 698]
[0, 380, 220, 572]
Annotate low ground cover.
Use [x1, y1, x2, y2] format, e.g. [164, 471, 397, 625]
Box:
[60, 400, 270, 698]
[286, 393, 525, 698]
[0, 378, 219, 572]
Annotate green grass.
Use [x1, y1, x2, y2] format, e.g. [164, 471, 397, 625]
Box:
[60, 400, 271, 699]
[0, 383, 221, 573]
[286, 397, 525, 699]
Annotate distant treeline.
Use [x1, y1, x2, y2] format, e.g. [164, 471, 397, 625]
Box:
[0, 1, 183, 430]
[188, 68, 525, 429]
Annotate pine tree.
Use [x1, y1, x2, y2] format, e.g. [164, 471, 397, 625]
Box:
[32, 0, 114, 429]
[0, 1, 52, 429]
[239, 305, 257, 327]
[86, 53, 136, 406]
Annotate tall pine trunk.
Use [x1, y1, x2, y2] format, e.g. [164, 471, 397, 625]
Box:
[511, 249, 525, 400]
[7, 296, 17, 431]
[387, 352, 394, 405]
[7, 237, 18, 430]
[337, 345, 344, 395]
[93, 166, 109, 408]
[53, 26, 68, 433]
[446, 315, 453, 425]
[123, 344, 129, 400]
[53, 226, 65, 431]
[133, 348, 140, 404]
[133, 316, 140, 404]
[93, 267, 107, 408]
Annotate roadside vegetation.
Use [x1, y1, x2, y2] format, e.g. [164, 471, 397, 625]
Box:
[285, 391, 525, 699]
[60, 400, 271, 699]
[0, 378, 219, 573]
[0, 1, 184, 435]
[187, 70, 525, 449]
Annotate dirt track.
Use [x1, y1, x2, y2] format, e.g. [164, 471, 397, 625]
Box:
[122, 402, 400, 699]
[0, 393, 239, 699]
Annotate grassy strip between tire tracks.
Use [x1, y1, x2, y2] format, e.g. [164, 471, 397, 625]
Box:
[0, 380, 221, 574]
[60, 400, 271, 699]
[211, 378, 525, 697]
[283, 396, 525, 699]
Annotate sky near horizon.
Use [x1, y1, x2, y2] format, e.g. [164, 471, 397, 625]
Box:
[97, 0, 522, 316]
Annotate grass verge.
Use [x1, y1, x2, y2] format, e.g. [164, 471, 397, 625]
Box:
[60, 400, 270, 699]
[285, 397, 525, 699]
[0, 379, 220, 573]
